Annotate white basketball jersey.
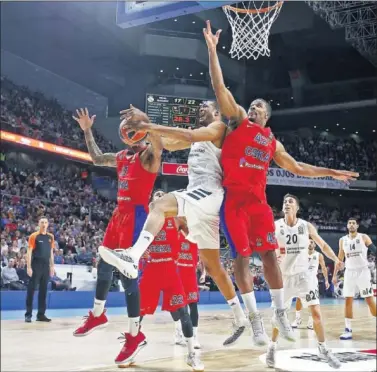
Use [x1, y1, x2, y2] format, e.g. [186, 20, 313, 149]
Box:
[341, 233, 368, 270]
[187, 141, 222, 191]
[308, 251, 320, 276]
[275, 218, 310, 276]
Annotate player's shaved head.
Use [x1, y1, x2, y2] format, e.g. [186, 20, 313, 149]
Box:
[248, 98, 272, 127]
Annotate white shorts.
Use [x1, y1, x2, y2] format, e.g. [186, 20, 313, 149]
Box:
[272, 272, 320, 310]
[172, 187, 223, 250]
[343, 267, 372, 298]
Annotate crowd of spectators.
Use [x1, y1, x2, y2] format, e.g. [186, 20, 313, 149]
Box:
[0, 76, 116, 153]
[1, 159, 116, 289]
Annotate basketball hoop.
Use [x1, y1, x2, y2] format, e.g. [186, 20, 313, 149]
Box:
[223, 1, 284, 60]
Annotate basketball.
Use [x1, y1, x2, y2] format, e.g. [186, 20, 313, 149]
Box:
[119, 117, 148, 146]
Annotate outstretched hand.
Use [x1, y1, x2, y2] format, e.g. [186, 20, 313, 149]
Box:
[331, 170, 359, 184]
[72, 108, 96, 131]
[119, 104, 151, 132]
[203, 20, 221, 51]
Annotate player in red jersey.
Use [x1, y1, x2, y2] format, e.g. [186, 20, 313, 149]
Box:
[138, 190, 203, 371]
[202, 20, 359, 342]
[175, 217, 201, 349]
[71, 108, 162, 367]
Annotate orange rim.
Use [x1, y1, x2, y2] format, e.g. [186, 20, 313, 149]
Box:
[223, 1, 283, 14]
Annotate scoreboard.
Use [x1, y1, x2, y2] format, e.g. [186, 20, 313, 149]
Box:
[145, 94, 207, 128]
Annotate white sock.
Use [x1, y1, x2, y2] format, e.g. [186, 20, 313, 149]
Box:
[174, 320, 182, 331]
[227, 296, 247, 325]
[296, 311, 301, 319]
[269, 340, 277, 349]
[186, 337, 195, 353]
[318, 341, 327, 349]
[193, 326, 198, 338]
[345, 318, 352, 331]
[129, 316, 140, 336]
[241, 291, 258, 314]
[130, 230, 155, 261]
[92, 298, 106, 317]
[308, 315, 313, 323]
[270, 288, 284, 310]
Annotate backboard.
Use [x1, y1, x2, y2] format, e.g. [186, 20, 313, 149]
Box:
[116, 1, 235, 29]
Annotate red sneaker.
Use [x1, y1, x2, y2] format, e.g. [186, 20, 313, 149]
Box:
[73, 310, 108, 337]
[115, 331, 147, 365]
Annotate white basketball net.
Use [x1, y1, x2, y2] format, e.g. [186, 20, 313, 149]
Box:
[223, 1, 284, 60]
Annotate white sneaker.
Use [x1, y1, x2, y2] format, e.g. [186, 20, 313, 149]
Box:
[266, 344, 276, 368]
[292, 317, 302, 329]
[186, 351, 204, 372]
[318, 345, 341, 369]
[174, 328, 185, 346]
[249, 312, 269, 346]
[98, 247, 138, 279]
[274, 309, 296, 342]
[307, 319, 314, 330]
[340, 328, 352, 340]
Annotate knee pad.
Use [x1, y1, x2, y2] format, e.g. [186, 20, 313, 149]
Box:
[97, 259, 114, 281]
[179, 306, 190, 325]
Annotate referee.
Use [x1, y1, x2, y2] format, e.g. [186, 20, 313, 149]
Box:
[25, 217, 55, 323]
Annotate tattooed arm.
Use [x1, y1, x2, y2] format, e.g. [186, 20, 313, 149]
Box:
[73, 108, 116, 167]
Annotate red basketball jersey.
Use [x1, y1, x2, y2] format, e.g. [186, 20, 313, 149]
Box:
[148, 218, 179, 261]
[116, 149, 157, 211]
[177, 232, 198, 267]
[221, 118, 276, 203]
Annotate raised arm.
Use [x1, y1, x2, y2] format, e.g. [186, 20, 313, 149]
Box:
[120, 105, 226, 144]
[273, 141, 359, 183]
[203, 20, 247, 123]
[73, 108, 116, 167]
[333, 239, 345, 285]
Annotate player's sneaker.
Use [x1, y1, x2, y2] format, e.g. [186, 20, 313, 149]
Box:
[223, 321, 246, 346]
[174, 328, 185, 346]
[186, 351, 204, 371]
[292, 317, 302, 329]
[115, 331, 147, 365]
[249, 312, 269, 346]
[339, 328, 352, 340]
[265, 344, 276, 368]
[274, 309, 296, 342]
[307, 319, 314, 330]
[318, 345, 341, 369]
[73, 310, 108, 336]
[99, 247, 138, 279]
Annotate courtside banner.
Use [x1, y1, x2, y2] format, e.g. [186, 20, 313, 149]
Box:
[161, 163, 349, 189]
[0, 130, 92, 162]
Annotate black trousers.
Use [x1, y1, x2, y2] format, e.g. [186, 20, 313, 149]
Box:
[25, 259, 50, 317]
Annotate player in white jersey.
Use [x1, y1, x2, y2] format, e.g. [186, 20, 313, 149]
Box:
[266, 194, 342, 369]
[333, 218, 376, 340]
[99, 101, 254, 345]
[292, 239, 329, 330]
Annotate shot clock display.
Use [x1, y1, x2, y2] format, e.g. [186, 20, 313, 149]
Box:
[145, 94, 207, 128]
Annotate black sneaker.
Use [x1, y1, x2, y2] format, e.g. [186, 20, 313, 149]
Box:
[25, 316, 32, 323]
[36, 314, 51, 322]
[223, 322, 246, 346]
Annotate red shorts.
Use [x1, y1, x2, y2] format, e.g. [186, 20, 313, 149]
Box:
[139, 261, 186, 315]
[220, 189, 278, 258]
[178, 265, 199, 304]
[102, 206, 148, 250]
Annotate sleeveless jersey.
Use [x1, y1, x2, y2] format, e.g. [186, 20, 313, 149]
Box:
[221, 118, 276, 202]
[177, 232, 198, 268]
[341, 233, 368, 270]
[187, 141, 222, 191]
[148, 218, 179, 261]
[308, 251, 320, 276]
[275, 218, 310, 276]
[116, 149, 157, 211]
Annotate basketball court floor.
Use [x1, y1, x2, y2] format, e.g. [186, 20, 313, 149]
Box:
[1, 299, 376, 371]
